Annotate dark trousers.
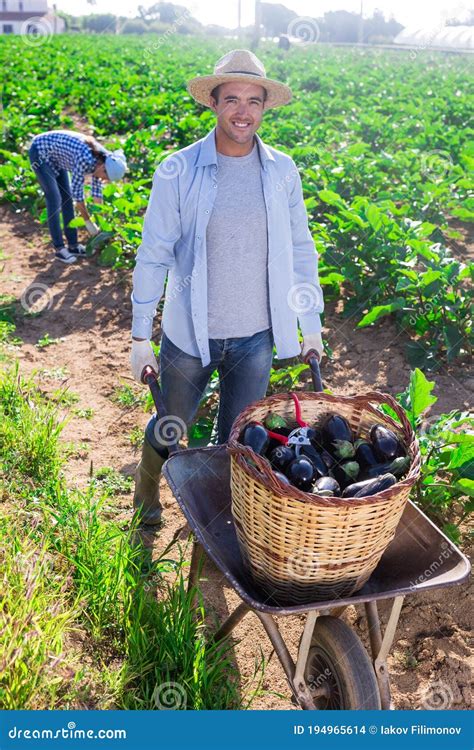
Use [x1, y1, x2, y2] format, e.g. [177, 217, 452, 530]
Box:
[29, 143, 78, 250]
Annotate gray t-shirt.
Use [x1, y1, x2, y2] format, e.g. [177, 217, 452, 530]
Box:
[206, 140, 271, 339]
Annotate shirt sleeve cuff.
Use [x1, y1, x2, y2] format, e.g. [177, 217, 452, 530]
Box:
[298, 313, 322, 336]
[131, 313, 155, 340]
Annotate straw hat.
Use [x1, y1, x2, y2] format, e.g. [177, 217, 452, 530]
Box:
[187, 49, 292, 110]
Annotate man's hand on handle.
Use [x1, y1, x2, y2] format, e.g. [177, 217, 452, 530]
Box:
[131, 338, 159, 383]
[301, 332, 324, 362]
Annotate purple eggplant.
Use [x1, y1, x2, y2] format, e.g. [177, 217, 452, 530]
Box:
[362, 455, 410, 480]
[331, 460, 360, 489]
[269, 445, 295, 471]
[355, 440, 379, 468]
[313, 476, 341, 496]
[321, 414, 355, 459]
[274, 471, 291, 486]
[242, 422, 269, 455]
[286, 457, 315, 491]
[342, 473, 397, 498]
[370, 424, 405, 462]
[295, 444, 328, 478]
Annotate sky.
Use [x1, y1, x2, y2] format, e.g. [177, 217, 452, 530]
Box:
[55, 0, 472, 28]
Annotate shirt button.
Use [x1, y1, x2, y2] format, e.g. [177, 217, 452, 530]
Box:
[205, 209, 209, 214]
[196, 235, 201, 240]
[213, 184, 217, 188]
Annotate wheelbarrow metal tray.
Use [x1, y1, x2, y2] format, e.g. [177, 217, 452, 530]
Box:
[162, 446, 471, 615]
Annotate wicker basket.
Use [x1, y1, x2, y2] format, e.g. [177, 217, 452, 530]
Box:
[227, 390, 421, 605]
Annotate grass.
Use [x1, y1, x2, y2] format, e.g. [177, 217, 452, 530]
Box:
[0, 363, 251, 710]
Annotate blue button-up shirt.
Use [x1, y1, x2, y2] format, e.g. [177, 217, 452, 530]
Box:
[31, 130, 103, 202]
[131, 126, 324, 367]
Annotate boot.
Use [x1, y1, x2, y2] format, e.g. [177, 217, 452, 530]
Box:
[132, 432, 168, 527]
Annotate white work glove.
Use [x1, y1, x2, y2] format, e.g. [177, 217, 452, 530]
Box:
[301, 332, 324, 362]
[131, 339, 159, 383]
[85, 219, 100, 237]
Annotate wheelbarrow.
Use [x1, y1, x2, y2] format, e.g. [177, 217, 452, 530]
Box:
[141, 356, 471, 710]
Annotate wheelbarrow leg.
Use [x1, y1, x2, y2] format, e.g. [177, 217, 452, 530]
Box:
[213, 602, 251, 643]
[253, 612, 317, 710]
[187, 539, 206, 609]
[365, 596, 405, 710]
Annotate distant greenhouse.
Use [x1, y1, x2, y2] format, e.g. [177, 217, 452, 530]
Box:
[394, 25, 474, 51]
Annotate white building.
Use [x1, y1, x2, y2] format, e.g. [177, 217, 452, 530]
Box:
[0, 0, 65, 35]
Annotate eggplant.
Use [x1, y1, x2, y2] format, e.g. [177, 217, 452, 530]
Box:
[320, 449, 337, 470]
[313, 476, 341, 496]
[269, 445, 295, 471]
[294, 444, 328, 478]
[370, 424, 405, 462]
[242, 422, 269, 455]
[342, 473, 397, 498]
[286, 457, 315, 491]
[321, 414, 355, 459]
[331, 460, 359, 489]
[264, 411, 288, 430]
[355, 440, 379, 468]
[273, 471, 291, 486]
[363, 455, 410, 480]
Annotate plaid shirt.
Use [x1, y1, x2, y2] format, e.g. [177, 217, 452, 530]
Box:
[31, 130, 103, 202]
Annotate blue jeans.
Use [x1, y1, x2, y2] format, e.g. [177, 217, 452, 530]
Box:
[29, 142, 78, 250]
[155, 327, 274, 447]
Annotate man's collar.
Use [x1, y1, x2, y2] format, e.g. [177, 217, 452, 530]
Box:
[195, 126, 275, 169]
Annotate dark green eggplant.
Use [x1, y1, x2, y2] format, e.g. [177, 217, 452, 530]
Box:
[242, 422, 269, 455]
[355, 440, 379, 468]
[269, 445, 295, 471]
[286, 457, 315, 491]
[363, 455, 410, 480]
[321, 414, 355, 459]
[370, 424, 405, 461]
[295, 444, 328, 478]
[313, 476, 341, 496]
[331, 460, 359, 488]
[342, 473, 397, 498]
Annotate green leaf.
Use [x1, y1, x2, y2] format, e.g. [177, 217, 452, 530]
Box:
[357, 299, 405, 327]
[366, 204, 382, 232]
[455, 478, 474, 498]
[318, 189, 345, 207]
[407, 368, 437, 423]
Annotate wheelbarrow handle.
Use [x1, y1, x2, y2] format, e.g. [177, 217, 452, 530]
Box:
[141, 365, 168, 419]
[302, 350, 324, 393]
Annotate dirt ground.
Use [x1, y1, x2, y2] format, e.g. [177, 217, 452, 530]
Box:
[0, 203, 472, 711]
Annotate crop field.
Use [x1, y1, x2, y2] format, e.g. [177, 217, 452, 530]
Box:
[0, 34, 472, 712]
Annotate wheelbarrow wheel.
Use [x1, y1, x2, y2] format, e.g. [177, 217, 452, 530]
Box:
[304, 615, 381, 710]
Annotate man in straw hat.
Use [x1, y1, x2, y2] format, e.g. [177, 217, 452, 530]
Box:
[130, 49, 324, 530]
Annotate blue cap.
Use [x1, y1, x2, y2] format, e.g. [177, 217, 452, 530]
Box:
[104, 149, 127, 181]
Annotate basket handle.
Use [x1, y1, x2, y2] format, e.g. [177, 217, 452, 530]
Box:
[362, 390, 413, 437]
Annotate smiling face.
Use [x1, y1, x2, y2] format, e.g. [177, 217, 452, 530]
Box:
[209, 81, 266, 153]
